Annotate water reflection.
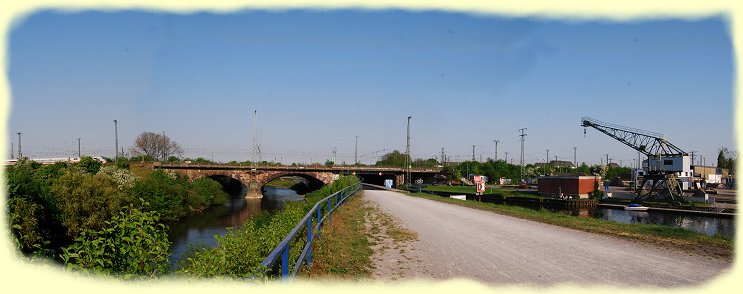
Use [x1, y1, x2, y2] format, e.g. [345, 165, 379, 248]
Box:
[167, 186, 304, 267]
[553, 207, 734, 239]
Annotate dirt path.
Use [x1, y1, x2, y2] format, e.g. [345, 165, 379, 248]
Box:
[364, 190, 732, 286]
[363, 199, 434, 282]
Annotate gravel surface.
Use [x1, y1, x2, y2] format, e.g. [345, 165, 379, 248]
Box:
[365, 190, 732, 287]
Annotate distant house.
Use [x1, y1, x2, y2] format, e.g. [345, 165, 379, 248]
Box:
[534, 161, 575, 168]
[549, 160, 574, 168]
[607, 162, 621, 168]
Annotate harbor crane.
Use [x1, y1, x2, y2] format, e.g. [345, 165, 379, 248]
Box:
[581, 117, 689, 204]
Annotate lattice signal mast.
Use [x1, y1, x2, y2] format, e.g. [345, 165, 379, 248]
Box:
[581, 116, 689, 204]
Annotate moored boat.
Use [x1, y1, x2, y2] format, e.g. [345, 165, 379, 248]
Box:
[624, 203, 649, 211]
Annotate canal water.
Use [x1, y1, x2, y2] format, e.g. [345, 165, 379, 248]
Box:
[167, 186, 304, 268]
[553, 206, 735, 239]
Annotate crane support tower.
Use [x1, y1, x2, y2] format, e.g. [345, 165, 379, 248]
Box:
[581, 117, 689, 204]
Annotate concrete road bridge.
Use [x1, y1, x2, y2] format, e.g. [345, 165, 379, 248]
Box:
[147, 162, 442, 198]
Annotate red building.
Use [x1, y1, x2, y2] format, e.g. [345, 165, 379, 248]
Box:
[538, 176, 601, 198]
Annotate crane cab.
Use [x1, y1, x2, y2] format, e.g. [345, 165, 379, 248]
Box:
[642, 155, 691, 173]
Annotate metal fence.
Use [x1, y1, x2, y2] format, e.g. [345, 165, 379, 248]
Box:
[259, 182, 362, 280]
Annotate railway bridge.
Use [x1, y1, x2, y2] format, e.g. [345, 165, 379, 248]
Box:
[149, 162, 442, 198]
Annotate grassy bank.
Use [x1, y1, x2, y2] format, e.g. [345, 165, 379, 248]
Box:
[424, 185, 541, 198]
[176, 176, 361, 279]
[301, 192, 372, 280]
[406, 192, 734, 260]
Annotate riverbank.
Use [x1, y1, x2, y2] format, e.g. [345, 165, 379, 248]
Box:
[406, 192, 734, 260]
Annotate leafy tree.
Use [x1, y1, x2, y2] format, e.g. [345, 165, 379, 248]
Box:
[324, 159, 334, 167]
[97, 165, 138, 191]
[61, 203, 171, 278]
[375, 150, 410, 167]
[130, 131, 184, 161]
[131, 170, 189, 220]
[576, 162, 591, 175]
[717, 147, 736, 175]
[51, 170, 134, 237]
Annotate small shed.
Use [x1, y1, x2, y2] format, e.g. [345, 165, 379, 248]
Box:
[538, 176, 601, 198]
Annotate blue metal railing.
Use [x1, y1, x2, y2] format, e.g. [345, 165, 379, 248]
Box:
[259, 182, 362, 280]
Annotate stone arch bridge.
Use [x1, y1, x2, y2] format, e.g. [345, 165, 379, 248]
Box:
[148, 163, 442, 198]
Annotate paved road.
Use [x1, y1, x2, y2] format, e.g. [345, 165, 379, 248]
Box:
[364, 190, 732, 286]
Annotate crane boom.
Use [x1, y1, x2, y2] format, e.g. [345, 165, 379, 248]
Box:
[581, 117, 687, 157]
[581, 116, 690, 204]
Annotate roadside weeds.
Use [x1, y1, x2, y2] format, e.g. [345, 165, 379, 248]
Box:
[300, 192, 372, 281]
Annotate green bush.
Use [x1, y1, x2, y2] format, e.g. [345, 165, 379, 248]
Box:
[52, 170, 135, 237]
[131, 170, 189, 220]
[7, 197, 45, 252]
[187, 177, 228, 211]
[590, 188, 604, 200]
[78, 156, 102, 174]
[61, 203, 171, 278]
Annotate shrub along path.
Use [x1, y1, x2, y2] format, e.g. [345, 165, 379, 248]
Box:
[364, 190, 732, 286]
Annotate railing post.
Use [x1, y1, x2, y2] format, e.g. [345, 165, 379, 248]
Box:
[327, 200, 332, 224]
[316, 203, 322, 226]
[281, 245, 289, 280]
[306, 216, 313, 266]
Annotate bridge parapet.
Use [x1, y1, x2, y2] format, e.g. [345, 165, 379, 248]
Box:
[149, 162, 441, 173]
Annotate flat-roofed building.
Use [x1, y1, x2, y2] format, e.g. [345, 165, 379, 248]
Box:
[538, 175, 602, 199]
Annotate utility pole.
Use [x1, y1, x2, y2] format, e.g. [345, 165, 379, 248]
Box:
[573, 146, 577, 168]
[10, 142, 13, 159]
[690, 151, 696, 167]
[113, 120, 118, 161]
[472, 145, 476, 161]
[494, 140, 499, 162]
[405, 116, 412, 186]
[519, 128, 527, 182]
[355, 136, 358, 165]
[332, 147, 337, 164]
[441, 147, 445, 165]
[605, 154, 609, 165]
[252, 110, 258, 164]
[17, 132, 22, 159]
[546, 149, 549, 164]
[78, 138, 81, 158]
[505, 152, 509, 164]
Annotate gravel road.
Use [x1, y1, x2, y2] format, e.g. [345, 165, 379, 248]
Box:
[364, 190, 732, 286]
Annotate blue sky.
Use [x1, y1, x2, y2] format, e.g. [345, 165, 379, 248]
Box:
[7, 9, 734, 166]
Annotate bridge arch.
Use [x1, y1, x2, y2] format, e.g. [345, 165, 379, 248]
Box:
[257, 171, 332, 192]
[202, 174, 248, 197]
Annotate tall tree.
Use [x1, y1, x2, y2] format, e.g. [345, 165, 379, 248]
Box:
[717, 147, 736, 175]
[375, 150, 410, 167]
[130, 132, 183, 161]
